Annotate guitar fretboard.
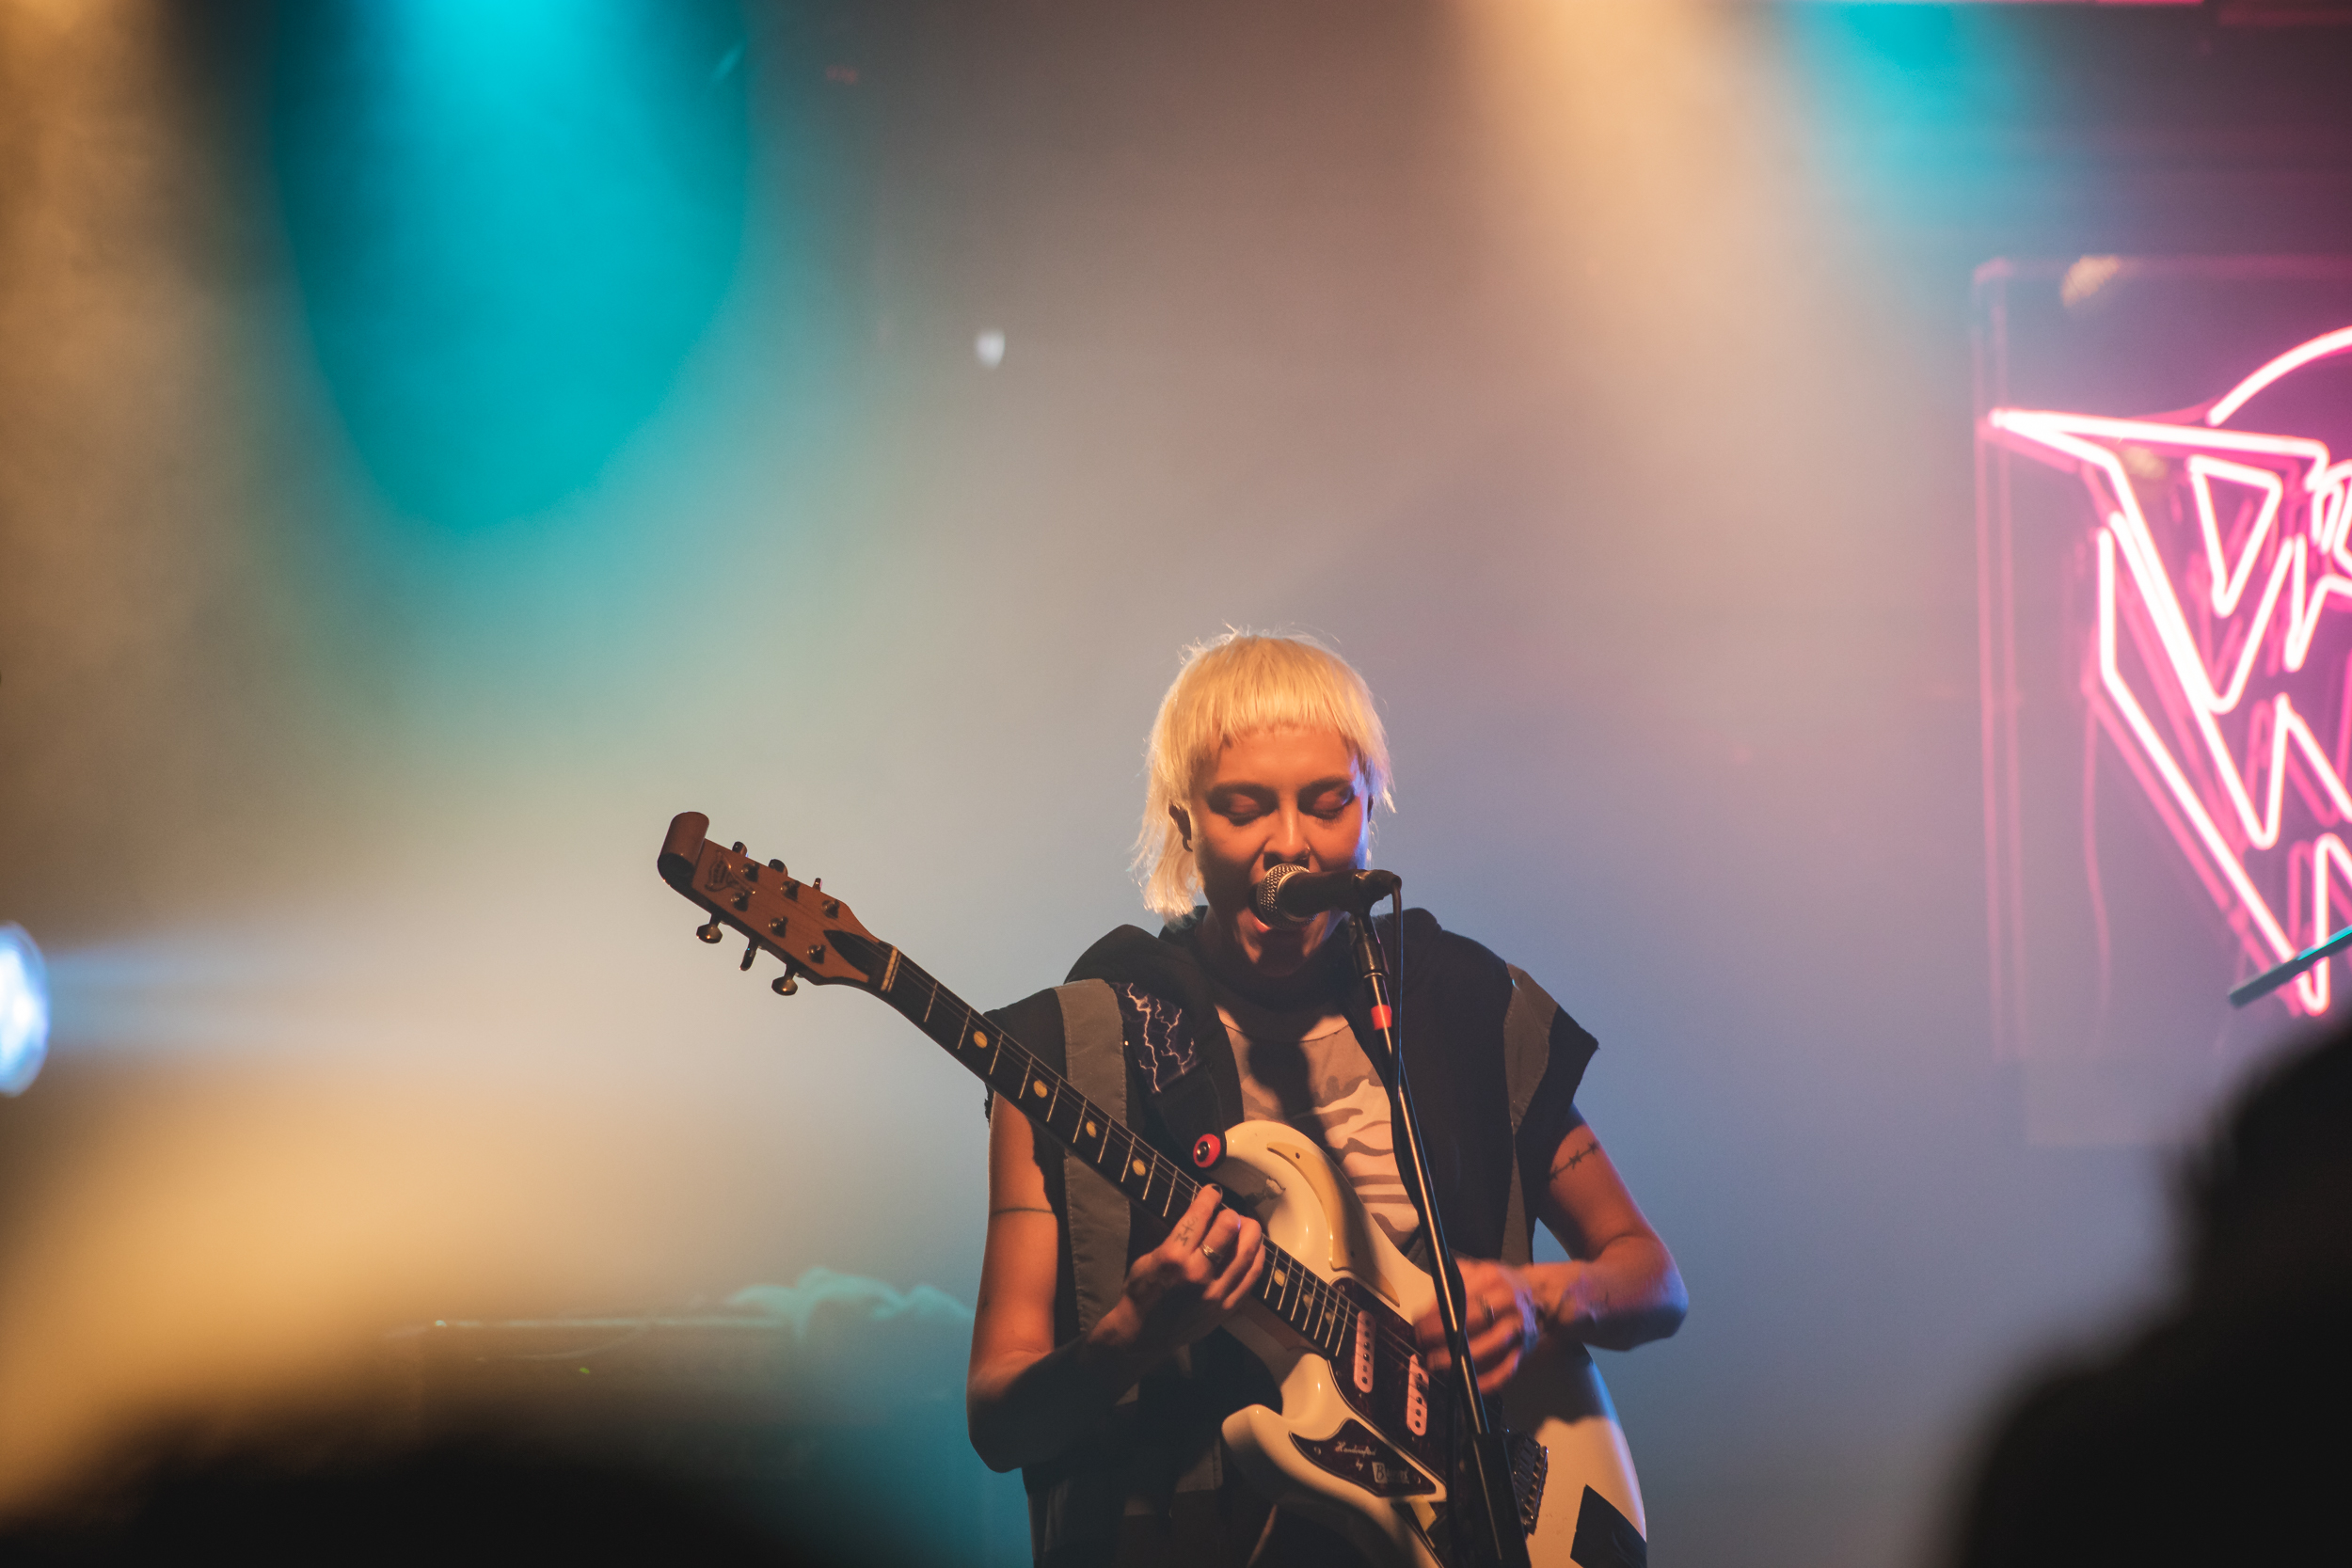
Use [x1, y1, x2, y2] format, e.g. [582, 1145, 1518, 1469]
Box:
[852, 938, 1367, 1364]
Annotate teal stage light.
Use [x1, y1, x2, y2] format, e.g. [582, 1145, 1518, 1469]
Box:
[0, 924, 49, 1096]
[272, 0, 750, 528]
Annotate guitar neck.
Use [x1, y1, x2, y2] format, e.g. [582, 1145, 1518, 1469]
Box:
[842, 935, 1357, 1361]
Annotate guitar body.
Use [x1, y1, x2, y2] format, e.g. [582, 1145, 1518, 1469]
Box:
[1210, 1120, 1644, 1568]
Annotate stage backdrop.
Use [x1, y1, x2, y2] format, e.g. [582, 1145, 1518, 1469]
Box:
[8, 4, 2352, 1564]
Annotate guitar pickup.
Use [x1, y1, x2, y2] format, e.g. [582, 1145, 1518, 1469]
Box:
[1354, 1310, 1375, 1394]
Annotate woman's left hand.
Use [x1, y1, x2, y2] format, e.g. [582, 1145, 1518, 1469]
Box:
[1412, 1258, 1543, 1394]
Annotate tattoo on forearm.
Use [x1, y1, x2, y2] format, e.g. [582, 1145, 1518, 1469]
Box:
[1549, 1133, 1600, 1179]
[989, 1206, 1057, 1218]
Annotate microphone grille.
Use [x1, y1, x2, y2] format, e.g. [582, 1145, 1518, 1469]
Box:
[1253, 863, 1304, 927]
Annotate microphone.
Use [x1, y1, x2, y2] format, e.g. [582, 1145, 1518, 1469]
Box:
[1251, 863, 1402, 928]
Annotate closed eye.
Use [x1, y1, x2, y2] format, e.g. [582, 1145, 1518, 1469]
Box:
[1208, 786, 1276, 825]
[1303, 787, 1357, 820]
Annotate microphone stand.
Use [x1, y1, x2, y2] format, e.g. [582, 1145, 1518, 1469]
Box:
[1344, 900, 1532, 1568]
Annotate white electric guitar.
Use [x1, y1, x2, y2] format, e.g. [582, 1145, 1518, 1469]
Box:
[658, 814, 1647, 1568]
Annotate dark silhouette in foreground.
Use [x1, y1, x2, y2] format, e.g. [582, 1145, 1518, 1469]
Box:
[1951, 1026, 2352, 1565]
[0, 1273, 997, 1567]
[0, 1422, 802, 1565]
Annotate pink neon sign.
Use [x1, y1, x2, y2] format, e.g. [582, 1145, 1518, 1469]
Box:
[1991, 328, 2352, 1013]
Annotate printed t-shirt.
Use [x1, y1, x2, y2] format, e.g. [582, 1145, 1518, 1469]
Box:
[1209, 978, 1421, 1257]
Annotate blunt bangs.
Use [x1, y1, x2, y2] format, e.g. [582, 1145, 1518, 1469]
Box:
[1133, 631, 1393, 919]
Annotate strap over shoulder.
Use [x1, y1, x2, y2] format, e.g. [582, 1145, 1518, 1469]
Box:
[1050, 979, 1133, 1338]
[1064, 923, 1245, 1164]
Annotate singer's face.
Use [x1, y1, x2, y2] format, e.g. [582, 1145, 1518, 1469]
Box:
[1174, 726, 1370, 981]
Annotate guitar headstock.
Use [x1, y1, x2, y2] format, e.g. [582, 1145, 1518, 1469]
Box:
[656, 812, 887, 993]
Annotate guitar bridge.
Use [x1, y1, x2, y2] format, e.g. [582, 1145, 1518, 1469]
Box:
[1505, 1429, 1549, 1536]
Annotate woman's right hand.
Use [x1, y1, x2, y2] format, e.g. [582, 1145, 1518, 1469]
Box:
[969, 1111, 1268, 1474]
[1092, 1183, 1267, 1363]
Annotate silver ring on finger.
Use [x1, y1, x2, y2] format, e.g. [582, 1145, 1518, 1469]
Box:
[1201, 1244, 1227, 1269]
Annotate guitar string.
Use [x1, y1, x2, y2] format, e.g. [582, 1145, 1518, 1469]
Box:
[738, 909, 1434, 1381]
[734, 879, 1446, 1442]
[883, 957, 1422, 1373]
[878, 953, 1434, 1374]
[898, 963, 1372, 1351]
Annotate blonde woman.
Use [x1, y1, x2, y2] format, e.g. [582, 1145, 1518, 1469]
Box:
[967, 632, 1684, 1567]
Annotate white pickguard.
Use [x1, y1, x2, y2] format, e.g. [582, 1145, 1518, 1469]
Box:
[1209, 1120, 1645, 1568]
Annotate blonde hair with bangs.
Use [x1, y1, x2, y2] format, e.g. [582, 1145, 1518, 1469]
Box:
[1134, 632, 1394, 919]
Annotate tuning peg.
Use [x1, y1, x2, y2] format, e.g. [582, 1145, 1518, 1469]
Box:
[771, 968, 800, 997]
[739, 936, 760, 973]
[696, 915, 725, 943]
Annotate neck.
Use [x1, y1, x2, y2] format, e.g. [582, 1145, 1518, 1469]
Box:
[1195, 912, 1358, 1012]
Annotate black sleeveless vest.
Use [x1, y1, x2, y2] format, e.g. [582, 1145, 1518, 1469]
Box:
[982, 910, 1597, 1568]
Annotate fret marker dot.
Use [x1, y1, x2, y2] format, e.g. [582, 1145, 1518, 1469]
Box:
[1274, 1271, 1288, 1289]
[1130, 1159, 1147, 1177]
[1031, 1080, 1047, 1097]
[1084, 1120, 1097, 1136]
[972, 1031, 987, 1049]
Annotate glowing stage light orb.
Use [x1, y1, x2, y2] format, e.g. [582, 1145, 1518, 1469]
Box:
[0, 924, 50, 1096]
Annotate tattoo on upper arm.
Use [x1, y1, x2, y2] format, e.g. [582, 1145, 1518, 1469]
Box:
[1549, 1131, 1600, 1179]
[988, 1205, 1057, 1219]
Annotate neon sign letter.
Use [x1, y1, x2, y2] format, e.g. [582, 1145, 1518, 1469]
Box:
[1991, 329, 2352, 1012]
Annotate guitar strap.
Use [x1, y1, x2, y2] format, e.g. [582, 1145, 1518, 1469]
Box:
[1051, 978, 1142, 1341]
[1065, 923, 1245, 1175]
